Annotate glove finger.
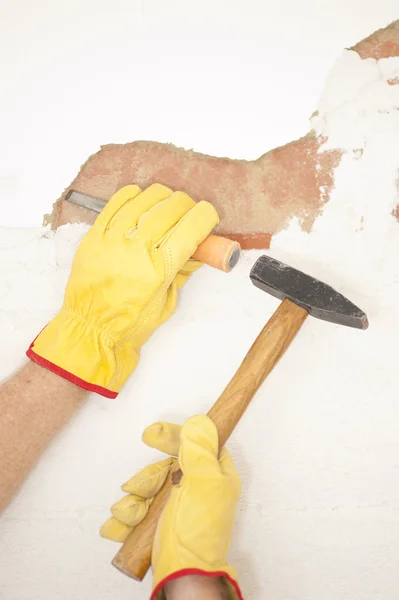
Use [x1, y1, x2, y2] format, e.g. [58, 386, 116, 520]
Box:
[175, 260, 203, 289]
[142, 423, 182, 457]
[94, 185, 142, 232]
[179, 415, 221, 478]
[179, 259, 203, 275]
[160, 201, 219, 278]
[122, 457, 174, 497]
[107, 183, 173, 237]
[136, 192, 196, 247]
[218, 448, 242, 497]
[100, 516, 132, 543]
[156, 280, 178, 327]
[111, 494, 152, 527]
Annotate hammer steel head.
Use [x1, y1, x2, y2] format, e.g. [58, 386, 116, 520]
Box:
[250, 255, 368, 330]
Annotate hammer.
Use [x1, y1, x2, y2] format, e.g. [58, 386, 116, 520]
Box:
[111, 255, 368, 579]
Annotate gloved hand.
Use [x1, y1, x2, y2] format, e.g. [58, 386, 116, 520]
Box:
[27, 184, 219, 397]
[100, 415, 242, 599]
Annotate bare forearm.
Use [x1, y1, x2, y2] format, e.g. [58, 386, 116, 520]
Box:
[164, 576, 231, 600]
[0, 362, 86, 511]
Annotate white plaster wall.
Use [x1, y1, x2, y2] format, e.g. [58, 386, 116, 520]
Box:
[0, 0, 398, 227]
[1, 224, 398, 600]
[1, 2, 399, 600]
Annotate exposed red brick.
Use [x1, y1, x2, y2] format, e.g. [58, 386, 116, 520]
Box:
[53, 19, 398, 249]
[59, 200, 96, 227]
[222, 233, 272, 250]
[56, 136, 341, 246]
[351, 20, 399, 59]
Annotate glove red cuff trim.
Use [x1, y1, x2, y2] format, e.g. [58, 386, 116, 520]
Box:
[26, 344, 118, 399]
[150, 568, 244, 600]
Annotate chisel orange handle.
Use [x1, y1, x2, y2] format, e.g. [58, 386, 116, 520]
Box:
[192, 235, 240, 272]
[64, 190, 241, 273]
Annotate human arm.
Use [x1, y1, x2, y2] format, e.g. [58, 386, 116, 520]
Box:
[1, 183, 218, 511]
[164, 575, 230, 600]
[0, 362, 86, 511]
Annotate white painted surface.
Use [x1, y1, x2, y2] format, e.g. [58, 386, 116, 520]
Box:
[1, 202, 399, 599]
[1, 3, 399, 600]
[0, 0, 398, 226]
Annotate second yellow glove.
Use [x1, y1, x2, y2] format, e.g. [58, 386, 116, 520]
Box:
[101, 415, 243, 600]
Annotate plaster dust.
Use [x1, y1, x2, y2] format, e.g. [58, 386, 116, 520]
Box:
[1, 50, 399, 600]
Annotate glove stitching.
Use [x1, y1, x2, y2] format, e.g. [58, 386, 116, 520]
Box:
[62, 308, 118, 344]
[110, 247, 175, 389]
[124, 460, 174, 492]
[171, 479, 189, 568]
[164, 246, 174, 286]
[109, 284, 164, 386]
[127, 246, 174, 339]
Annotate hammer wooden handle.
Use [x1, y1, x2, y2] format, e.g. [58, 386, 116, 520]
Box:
[112, 298, 308, 579]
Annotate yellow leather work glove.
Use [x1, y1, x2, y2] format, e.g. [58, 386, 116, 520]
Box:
[100, 415, 242, 599]
[27, 184, 219, 397]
